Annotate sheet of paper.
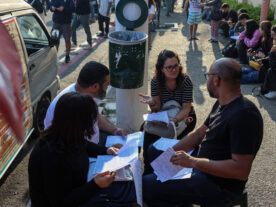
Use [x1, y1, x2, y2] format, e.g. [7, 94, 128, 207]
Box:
[87, 158, 97, 182]
[131, 159, 143, 207]
[230, 35, 239, 40]
[151, 147, 183, 182]
[172, 168, 193, 179]
[143, 111, 169, 124]
[105, 131, 144, 148]
[153, 138, 179, 151]
[93, 138, 139, 174]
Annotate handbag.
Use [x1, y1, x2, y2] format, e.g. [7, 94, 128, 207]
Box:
[249, 60, 261, 71]
[143, 100, 187, 138]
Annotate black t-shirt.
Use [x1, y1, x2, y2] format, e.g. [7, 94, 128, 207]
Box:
[196, 96, 263, 193]
[222, 9, 238, 23]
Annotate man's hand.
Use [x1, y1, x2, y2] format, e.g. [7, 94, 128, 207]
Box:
[51, 6, 56, 11]
[112, 143, 123, 149]
[57, 6, 64, 12]
[107, 147, 119, 155]
[113, 128, 128, 138]
[94, 171, 116, 188]
[271, 45, 276, 52]
[170, 151, 196, 168]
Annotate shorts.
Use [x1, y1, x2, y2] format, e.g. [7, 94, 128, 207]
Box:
[187, 12, 202, 25]
[52, 22, 72, 40]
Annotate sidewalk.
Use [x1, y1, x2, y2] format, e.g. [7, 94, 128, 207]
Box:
[51, 3, 276, 206]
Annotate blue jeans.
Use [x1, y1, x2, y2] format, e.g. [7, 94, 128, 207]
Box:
[142, 145, 235, 207]
[241, 67, 259, 84]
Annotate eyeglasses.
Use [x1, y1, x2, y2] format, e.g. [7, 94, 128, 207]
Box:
[204, 72, 219, 80]
[164, 63, 179, 71]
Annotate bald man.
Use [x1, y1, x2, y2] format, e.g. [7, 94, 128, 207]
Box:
[143, 58, 263, 206]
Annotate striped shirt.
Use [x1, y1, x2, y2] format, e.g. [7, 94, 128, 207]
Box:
[151, 75, 194, 106]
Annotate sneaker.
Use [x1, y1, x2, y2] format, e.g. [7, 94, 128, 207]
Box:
[264, 91, 276, 99]
[97, 32, 104, 37]
[65, 55, 70, 63]
[71, 43, 77, 49]
[84, 44, 92, 50]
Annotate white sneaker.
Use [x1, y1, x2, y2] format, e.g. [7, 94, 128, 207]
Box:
[264, 91, 276, 99]
[71, 43, 77, 49]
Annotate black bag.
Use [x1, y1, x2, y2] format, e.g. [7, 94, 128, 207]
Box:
[210, 10, 222, 21]
[222, 42, 238, 58]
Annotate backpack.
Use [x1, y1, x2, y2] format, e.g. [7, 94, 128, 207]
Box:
[222, 42, 238, 58]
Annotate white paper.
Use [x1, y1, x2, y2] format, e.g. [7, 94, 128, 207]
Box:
[153, 138, 179, 151]
[93, 138, 139, 174]
[143, 111, 169, 124]
[131, 159, 143, 207]
[150, 147, 183, 182]
[105, 131, 144, 148]
[171, 168, 193, 180]
[230, 35, 239, 40]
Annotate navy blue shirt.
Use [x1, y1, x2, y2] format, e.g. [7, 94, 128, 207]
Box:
[50, 0, 75, 24]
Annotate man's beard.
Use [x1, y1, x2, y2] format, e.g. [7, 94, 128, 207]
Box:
[96, 86, 106, 100]
[207, 82, 215, 98]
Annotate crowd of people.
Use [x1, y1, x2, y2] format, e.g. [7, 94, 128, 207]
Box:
[26, 0, 273, 206]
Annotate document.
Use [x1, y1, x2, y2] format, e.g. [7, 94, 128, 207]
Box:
[131, 159, 143, 207]
[151, 147, 183, 182]
[105, 131, 144, 148]
[87, 158, 97, 182]
[93, 138, 139, 175]
[153, 137, 179, 151]
[143, 111, 169, 124]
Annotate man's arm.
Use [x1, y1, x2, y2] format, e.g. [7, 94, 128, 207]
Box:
[171, 152, 254, 180]
[173, 124, 208, 152]
[98, 114, 127, 137]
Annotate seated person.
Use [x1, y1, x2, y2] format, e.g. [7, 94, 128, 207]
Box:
[262, 31, 276, 99]
[219, 3, 238, 37]
[44, 61, 127, 146]
[139, 49, 196, 175]
[233, 12, 249, 35]
[241, 21, 273, 84]
[28, 92, 120, 206]
[237, 19, 262, 64]
[143, 58, 263, 207]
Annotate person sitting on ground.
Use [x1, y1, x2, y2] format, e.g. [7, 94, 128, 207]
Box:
[219, 3, 238, 38]
[262, 27, 276, 99]
[29, 92, 119, 207]
[233, 13, 249, 35]
[237, 19, 262, 64]
[139, 49, 196, 175]
[241, 20, 273, 84]
[184, 0, 204, 40]
[44, 61, 127, 146]
[143, 58, 263, 207]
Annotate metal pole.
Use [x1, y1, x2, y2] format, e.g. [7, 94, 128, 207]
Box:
[114, 0, 149, 132]
[260, 0, 270, 21]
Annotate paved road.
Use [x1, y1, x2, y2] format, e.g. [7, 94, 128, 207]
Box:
[1, 3, 276, 207]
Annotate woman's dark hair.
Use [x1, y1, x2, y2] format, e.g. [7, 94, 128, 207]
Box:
[238, 13, 249, 21]
[154, 49, 185, 89]
[237, 8, 248, 16]
[41, 92, 98, 153]
[272, 25, 276, 33]
[245, 19, 259, 39]
[260, 20, 272, 52]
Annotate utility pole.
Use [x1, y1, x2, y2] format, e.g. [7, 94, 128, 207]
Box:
[260, 0, 270, 21]
[114, 0, 149, 132]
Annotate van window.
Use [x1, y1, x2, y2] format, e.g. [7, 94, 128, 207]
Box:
[17, 14, 49, 56]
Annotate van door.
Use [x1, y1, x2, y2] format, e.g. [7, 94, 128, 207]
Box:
[15, 13, 58, 106]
